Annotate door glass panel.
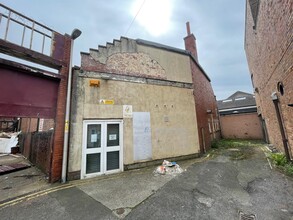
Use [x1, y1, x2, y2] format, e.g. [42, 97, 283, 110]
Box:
[107, 151, 119, 170]
[107, 124, 119, 147]
[86, 153, 100, 174]
[87, 124, 101, 148]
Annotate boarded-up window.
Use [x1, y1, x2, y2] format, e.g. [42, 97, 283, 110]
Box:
[133, 112, 152, 161]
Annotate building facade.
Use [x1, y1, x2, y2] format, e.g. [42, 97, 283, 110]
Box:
[68, 25, 219, 180]
[218, 91, 263, 140]
[245, 0, 293, 159]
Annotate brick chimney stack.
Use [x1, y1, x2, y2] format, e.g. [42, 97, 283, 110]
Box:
[184, 22, 198, 62]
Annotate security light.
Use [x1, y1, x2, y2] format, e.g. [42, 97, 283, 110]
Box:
[71, 29, 82, 40]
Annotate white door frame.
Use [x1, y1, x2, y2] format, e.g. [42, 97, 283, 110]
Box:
[81, 120, 123, 179]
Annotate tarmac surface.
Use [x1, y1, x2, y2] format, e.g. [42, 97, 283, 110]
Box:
[0, 145, 292, 219]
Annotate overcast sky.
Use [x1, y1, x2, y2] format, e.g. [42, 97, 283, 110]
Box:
[1, 0, 253, 100]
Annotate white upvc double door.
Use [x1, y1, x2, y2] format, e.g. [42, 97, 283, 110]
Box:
[82, 120, 123, 179]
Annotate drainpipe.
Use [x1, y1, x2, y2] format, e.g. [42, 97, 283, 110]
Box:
[61, 29, 82, 183]
[271, 92, 291, 161]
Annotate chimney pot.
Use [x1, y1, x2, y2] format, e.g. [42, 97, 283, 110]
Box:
[186, 22, 191, 35]
[184, 21, 198, 62]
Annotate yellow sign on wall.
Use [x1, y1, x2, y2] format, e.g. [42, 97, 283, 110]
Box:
[100, 99, 115, 105]
[89, 79, 100, 87]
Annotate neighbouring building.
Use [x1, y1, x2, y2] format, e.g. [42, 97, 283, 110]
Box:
[68, 23, 220, 180]
[245, 0, 293, 159]
[217, 91, 263, 140]
[0, 4, 73, 182]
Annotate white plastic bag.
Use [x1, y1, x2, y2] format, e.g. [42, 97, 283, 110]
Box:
[154, 165, 166, 175]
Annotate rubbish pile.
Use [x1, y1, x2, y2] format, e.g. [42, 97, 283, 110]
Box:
[0, 132, 21, 154]
[154, 160, 183, 176]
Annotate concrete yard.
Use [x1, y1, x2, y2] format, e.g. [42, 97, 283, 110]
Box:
[0, 144, 292, 220]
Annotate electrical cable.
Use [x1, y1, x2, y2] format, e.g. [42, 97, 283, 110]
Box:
[124, 0, 146, 36]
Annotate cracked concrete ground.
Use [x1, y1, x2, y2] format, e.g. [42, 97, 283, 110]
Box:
[0, 145, 292, 219]
[0, 154, 50, 202]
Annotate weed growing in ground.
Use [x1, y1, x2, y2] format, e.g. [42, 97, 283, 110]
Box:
[208, 139, 264, 160]
[210, 140, 293, 177]
[269, 152, 293, 177]
[211, 139, 264, 149]
[284, 163, 293, 176]
[269, 153, 287, 166]
[211, 140, 219, 149]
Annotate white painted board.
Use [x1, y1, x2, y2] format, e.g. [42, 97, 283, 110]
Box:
[133, 112, 152, 161]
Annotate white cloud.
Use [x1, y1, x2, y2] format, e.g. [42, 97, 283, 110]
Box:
[131, 0, 173, 36]
[0, 0, 253, 100]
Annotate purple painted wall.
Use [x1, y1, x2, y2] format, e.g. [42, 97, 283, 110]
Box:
[0, 65, 59, 118]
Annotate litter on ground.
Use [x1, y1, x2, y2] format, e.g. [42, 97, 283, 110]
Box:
[154, 160, 183, 176]
[0, 132, 21, 154]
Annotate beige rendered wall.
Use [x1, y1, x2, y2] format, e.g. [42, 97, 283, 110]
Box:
[137, 45, 192, 83]
[220, 113, 263, 139]
[68, 76, 199, 173]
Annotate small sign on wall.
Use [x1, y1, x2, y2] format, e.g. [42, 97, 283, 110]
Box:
[100, 99, 114, 105]
[38, 118, 44, 132]
[123, 105, 133, 118]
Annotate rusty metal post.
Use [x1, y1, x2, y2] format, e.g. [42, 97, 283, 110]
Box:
[271, 92, 291, 161]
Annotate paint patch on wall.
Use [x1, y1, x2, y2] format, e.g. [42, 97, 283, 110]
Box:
[133, 112, 152, 161]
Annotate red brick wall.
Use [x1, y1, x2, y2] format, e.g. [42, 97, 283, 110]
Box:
[42, 119, 55, 131]
[191, 60, 218, 152]
[185, 32, 219, 153]
[220, 113, 263, 139]
[245, 0, 293, 157]
[81, 52, 166, 80]
[184, 34, 198, 62]
[50, 35, 72, 182]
